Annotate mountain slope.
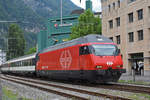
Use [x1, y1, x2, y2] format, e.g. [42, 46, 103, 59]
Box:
[23, 0, 80, 19]
[0, 0, 44, 29]
[0, 0, 80, 30]
[0, 0, 80, 51]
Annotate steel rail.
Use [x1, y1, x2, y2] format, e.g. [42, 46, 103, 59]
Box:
[3, 75, 132, 100]
[99, 83, 150, 95]
[0, 76, 88, 100]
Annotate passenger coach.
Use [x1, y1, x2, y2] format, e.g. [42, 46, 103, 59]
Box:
[1, 53, 36, 74]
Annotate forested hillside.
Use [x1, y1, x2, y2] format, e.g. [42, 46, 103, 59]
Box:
[0, 0, 80, 51]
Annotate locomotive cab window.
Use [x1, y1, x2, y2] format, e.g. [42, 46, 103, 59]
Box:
[79, 46, 91, 55]
[92, 44, 119, 56]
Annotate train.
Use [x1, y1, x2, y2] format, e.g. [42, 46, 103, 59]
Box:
[0, 34, 126, 83]
[0, 53, 36, 75]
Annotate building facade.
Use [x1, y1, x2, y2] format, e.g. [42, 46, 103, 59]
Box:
[101, 0, 150, 76]
[38, 15, 79, 52]
[37, 0, 94, 52]
[86, 0, 92, 10]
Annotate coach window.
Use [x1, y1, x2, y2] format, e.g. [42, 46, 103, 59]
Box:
[24, 60, 28, 66]
[22, 61, 25, 66]
[11, 63, 13, 67]
[22, 61, 24, 66]
[15, 62, 17, 66]
[16, 61, 19, 66]
[30, 60, 32, 66]
[23, 61, 26, 66]
[10, 63, 12, 67]
[20, 61, 22, 66]
[12, 63, 14, 67]
[32, 59, 36, 65]
[18, 61, 20, 66]
[79, 46, 91, 55]
[27, 60, 30, 66]
[29, 60, 32, 66]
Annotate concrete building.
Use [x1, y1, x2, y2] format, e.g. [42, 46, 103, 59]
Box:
[38, 15, 79, 52]
[38, 0, 102, 52]
[101, 0, 150, 76]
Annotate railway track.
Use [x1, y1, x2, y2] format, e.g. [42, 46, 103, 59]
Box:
[96, 83, 150, 95]
[0, 75, 131, 100]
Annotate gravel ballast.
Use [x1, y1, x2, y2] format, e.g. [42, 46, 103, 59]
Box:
[1, 75, 150, 100]
[1, 79, 68, 100]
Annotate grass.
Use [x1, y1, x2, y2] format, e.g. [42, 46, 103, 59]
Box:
[128, 93, 150, 100]
[2, 87, 18, 100]
[119, 80, 150, 85]
[2, 87, 32, 100]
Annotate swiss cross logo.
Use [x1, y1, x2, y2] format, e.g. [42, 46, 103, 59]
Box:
[60, 50, 72, 69]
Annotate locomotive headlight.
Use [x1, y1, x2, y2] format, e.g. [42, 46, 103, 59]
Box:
[96, 66, 103, 69]
[116, 66, 121, 68]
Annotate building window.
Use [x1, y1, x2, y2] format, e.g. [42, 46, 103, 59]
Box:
[118, 0, 120, 8]
[116, 17, 120, 27]
[109, 20, 113, 29]
[137, 9, 143, 20]
[108, 5, 111, 12]
[128, 0, 136, 4]
[138, 30, 143, 41]
[149, 6, 150, 16]
[109, 37, 113, 41]
[113, 2, 115, 9]
[128, 12, 134, 23]
[116, 35, 121, 44]
[128, 32, 134, 42]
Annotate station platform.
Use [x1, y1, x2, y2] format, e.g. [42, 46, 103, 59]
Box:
[120, 73, 150, 82]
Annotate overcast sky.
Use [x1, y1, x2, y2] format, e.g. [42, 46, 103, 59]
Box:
[71, 0, 102, 12]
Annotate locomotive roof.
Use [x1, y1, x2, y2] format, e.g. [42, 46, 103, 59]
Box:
[84, 34, 113, 43]
[40, 34, 113, 53]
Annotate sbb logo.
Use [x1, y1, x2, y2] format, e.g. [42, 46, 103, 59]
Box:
[60, 50, 72, 69]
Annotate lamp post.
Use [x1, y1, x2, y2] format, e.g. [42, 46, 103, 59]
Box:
[60, 0, 63, 25]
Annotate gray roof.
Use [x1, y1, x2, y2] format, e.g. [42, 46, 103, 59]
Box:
[41, 34, 113, 53]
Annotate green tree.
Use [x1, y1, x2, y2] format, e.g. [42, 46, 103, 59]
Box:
[7, 24, 25, 60]
[25, 47, 37, 55]
[70, 9, 102, 40]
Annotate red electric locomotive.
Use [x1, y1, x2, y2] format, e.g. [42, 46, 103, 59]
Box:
[36, 34, 126, 83]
